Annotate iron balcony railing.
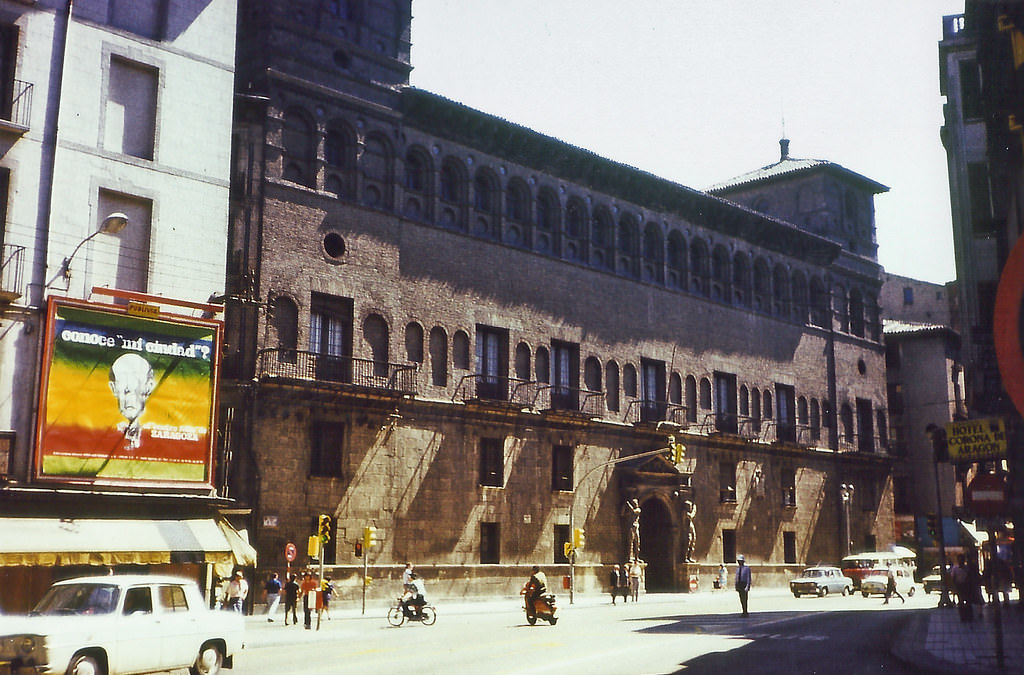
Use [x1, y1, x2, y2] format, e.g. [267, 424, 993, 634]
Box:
[622, 398, 688, 425]
[256, 349, 417, 393]
[1, 79, 32, 129]
[0, 243, 24, 302]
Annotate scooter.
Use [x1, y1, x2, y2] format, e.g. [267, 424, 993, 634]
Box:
[521, 583, 558, 625]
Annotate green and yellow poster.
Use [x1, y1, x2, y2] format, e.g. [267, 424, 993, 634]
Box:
[35, 298, 221, 487]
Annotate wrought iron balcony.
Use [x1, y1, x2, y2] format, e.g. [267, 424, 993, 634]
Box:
[452, 374, 535, 407]
[623, 398, 687, 425]
[255, 349, 417, 394]
[0, 243, 24, 303]
[0, 79, 32, 134]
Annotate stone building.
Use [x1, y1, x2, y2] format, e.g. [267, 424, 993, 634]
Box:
[224, 0, 895, 598]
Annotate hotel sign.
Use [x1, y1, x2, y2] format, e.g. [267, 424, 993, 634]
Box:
[945, 418, 1007, 462]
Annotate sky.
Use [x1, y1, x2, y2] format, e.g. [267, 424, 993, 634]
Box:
[409, 0, 965, 285]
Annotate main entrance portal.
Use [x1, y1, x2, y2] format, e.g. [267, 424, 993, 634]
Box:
[639, 498, 675, 592]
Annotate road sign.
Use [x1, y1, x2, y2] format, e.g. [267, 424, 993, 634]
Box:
[946, 418, 1007, 461]
[966, 473, 1008, 517]
[285, 541, 297, 562]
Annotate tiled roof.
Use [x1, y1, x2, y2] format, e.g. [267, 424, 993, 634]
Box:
[707, 156, 889, 195]
[882, 319, 956, 337]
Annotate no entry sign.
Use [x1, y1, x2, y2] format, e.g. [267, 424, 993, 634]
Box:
[966, 473, 1008, 517]
[285, 541, 297, 562]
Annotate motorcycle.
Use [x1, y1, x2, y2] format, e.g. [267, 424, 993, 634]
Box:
[521, 582, 558, 625]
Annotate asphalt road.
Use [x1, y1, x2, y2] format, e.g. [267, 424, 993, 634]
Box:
[233, 588, 930, 674]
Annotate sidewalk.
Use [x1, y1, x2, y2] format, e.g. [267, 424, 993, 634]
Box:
[893, 602, 1024, 674]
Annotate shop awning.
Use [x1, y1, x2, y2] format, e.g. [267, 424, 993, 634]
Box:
[959, 519, 990, 545]
[0, 517, 257, 576]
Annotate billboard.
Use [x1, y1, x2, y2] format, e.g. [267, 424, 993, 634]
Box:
[35, 297, 221, 488]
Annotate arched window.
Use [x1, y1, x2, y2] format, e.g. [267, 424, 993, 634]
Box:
[282, 108, 316, 187]
[439, 157, 467, 231]
[473, 169, 500, 240]
[690, 239, 709, 296]
[642, 222, 664, 283]
[623, 363, 638, 398]
[763, 390, 773, 420]
[751, 388, 762, 432]
[699, 377, 712, 411]
[617, 214, 639, 278]
[404, 322, 423, 363]
[739, 385, 750, 419]
[515, 342, 531, 381]
[403, 147, 432, 220]
[363, 314, 389, 376]
[866, 294, 881, 341]
[792, 271, 809, 324]
[772, 264, 790, 317]
[840, 403, 855, 445]
[876, 410, 888, 450]
[536, 187, 560, 255]
[584, 356, 602, 392]
[535, 346, 550, 384]
[798, 396, 809, 432]
[505, 179, 530, 222]
[324, 119, 356, 198]
[605, 361, 620, 413]
[711, 245, 730, 301]
[753, 257, 771, 313]
[429, 326, 447, 386]
[810, 277, 830, 328]
[810, 399, 821, 442]
[361, 133, 393, 209]
[591, 206, 614, 270]
[685, 375, 697, 423]
[564, 197, 587, 262]
[732, 252, 750, 307]
[849, 288, 865, 337]
[667, 231, 686, 289]
[452, 330, 470, 370]
[269, 295, 298, 363]
[669, 372, 682, 405]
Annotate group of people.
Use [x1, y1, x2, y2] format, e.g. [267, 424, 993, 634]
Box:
[608, 560, 645, 604]
[259, 570, 334, 629]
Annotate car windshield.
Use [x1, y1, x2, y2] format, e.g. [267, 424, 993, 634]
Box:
[32, 583, 120, 616]
[803, 569, 824, 577]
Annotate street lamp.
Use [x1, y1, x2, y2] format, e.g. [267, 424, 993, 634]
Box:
[61, 212, 129, 280]
[840, 483, 855, 556]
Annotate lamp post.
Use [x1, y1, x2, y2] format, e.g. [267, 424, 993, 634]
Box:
[60, 212, 129, 281]
[840, 483, 855, 556]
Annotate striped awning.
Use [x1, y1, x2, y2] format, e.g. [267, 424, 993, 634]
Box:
[0, 517, 257, 576]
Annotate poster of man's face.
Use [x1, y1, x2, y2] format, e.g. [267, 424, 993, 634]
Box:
[108, 353, 156, 448]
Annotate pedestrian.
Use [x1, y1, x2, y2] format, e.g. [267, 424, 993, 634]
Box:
[403, 562, 414, 591]
[628, 559, 643, 602]
[882, 562, 904, 605]
[225, 570, 249, 613]
[610, 564, 626, 604]
[283, 573, 300, 625]
[734, 554, 751, 617]
[300, 571, 320, 629]
[952, 555, 973, 623]
[716, 563, 728, 591]
[321, 575, 334, 620]
[263, 572, 282, 621]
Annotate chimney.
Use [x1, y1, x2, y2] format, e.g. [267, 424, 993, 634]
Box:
[779, 138, 790, 160]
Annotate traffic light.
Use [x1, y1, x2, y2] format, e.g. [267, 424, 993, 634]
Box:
[318, 514, 332, 543]
[363, 525, 378, 550]
[307, 535, 321, 559]
[672, 441, 686, 464]
[572, 527, 585, 550]
[354, 541, 363, 557]
[926, 513, 938, 539]
[563, 541, 574, 559]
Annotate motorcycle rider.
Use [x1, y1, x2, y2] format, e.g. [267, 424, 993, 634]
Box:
[526, 565, 548, 608]
[401, 572, 426, 618]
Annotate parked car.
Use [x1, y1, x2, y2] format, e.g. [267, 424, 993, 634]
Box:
[861, 566, 917, 598]
[789, 566, 855, 597]
[922, 565, 947, 594]
[0, 574, 243, 675]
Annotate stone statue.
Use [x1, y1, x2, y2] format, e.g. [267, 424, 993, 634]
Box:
[623, 498, 641, 561]
[684, 499, 697, 562]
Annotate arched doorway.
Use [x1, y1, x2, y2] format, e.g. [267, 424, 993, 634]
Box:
[639, 498, 675, 592]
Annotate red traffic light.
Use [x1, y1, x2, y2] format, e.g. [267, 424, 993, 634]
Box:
[354, 542, 363, 557]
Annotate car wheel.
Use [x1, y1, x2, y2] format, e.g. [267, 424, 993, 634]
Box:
[793, 592, 800, 598]
[818, 587, 828, 597]
[68, 655, 104, 675]
[190, 643, 224, 675]
[908, 586, 915, 597]
[842, 586, 849, 596]
[862, 591, 869, 598]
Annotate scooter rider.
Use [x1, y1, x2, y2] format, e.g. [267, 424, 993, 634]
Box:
[401, 573, 426, 618]
[526, 565, 548, 605]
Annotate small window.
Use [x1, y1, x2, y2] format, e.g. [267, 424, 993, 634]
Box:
[554, 524, 571, 564]
[123, 587, 153, 615]
[783, 532, 797, 564]
[902, 287, 914, 305]
[551, 445, 573, 491]
[479, 437, 503, 487]
[480, 522, 500, 564]
[311, 421, 344, 478]
[722, 529, 737, 563]
[781, 467, 796, 507]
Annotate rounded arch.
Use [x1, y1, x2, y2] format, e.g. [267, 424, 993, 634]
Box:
[268, 294, 299, 353]
[642, 222, 664, 283]
[564, 196, 588, 262]
[452, 329, 470, 370]
[810, 276, 830, 328]
[699, 377, 712, 411]
[505, 177, 531, 223]
[668, 372, 682, 405]
[623, 363, 638, 399]
[605, 360, 620, 413]
[361, 131, 393, 209]
[404, 321, 424, 363]
[535, 345, 550, 384]
[617, 213, 640, 278]
[591, 205, 614, 270]
[667, 230, 687, 290]
[849, 288, 865, 337]
[282, 107, 316, 187]
[473, 167, 499, 214]
[429, 326, 448, 386]
[403, 145, 433, 220]
[363, 313, 390, 375]
[753, 257, 771, 313]
[536, 186, 560, 255]
[324, 118, 357, 198]
[584, 356, 602, 393]
[689, 238, 709, 296]
[791, 270, 809, 324]
[514, 341, 532, 381]
[685, 375, 697, 423]
[710, 244, 730, 302]
[772, 263, 791, 317]
[439, 156, 468, 231]
[732, 251, 750, 307]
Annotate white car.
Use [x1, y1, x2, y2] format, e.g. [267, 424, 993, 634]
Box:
[860, 566, 916, 598]
[0, 574, 244, 675]
[789, 566, 855, 597]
